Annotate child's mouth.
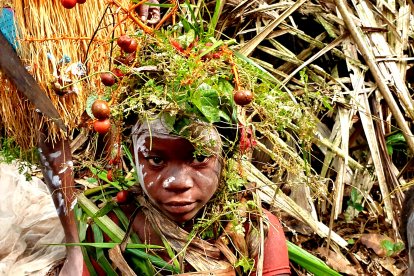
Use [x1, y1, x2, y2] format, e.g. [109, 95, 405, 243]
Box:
[163, 201, 197, 214]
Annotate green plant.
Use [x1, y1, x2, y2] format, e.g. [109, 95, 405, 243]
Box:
[386, 132, 407, 156]
[288, 241, 341, 276]
[347, 187, 364, 212]
[381, 239, 404, 257]
[0, 137, 37, 180]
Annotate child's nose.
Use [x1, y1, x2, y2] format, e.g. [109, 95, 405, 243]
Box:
[163, 166, 194, 191]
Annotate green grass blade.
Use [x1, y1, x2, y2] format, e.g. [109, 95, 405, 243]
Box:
[92, 223, 118, 275]
[126, 248, 180, 274]
[208, 0, 221, 37]
[49, 242, 163, 249]
[287, 241, 341, 276]
[81, 246, 98, 276]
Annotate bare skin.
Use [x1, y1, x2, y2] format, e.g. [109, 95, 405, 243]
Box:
[135, 134, 222, 223]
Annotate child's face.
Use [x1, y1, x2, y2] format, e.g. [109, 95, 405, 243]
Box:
[136, 133, 222, 223]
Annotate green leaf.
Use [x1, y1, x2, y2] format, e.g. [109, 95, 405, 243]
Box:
[78, 194, 172, 273]
[51, 242, 162, 249]
[191, 83, 220, 123]
[381, 240, 394, 254]
[198, 40, 223, 58]
[350, 188, 359, 204]
[386, 144, 393, 155]
[386, 132, 406, 146]
[353, 203, 364, 212]
[185, 29, 196, 48]
[218, 110, 231, 123]
[92, 224, 118, 275]
[162, 112, 176, 132]
[89, 166, 122, 190]
[208, 0, 222, 36]
[86, 95, 98, 119]
[126, 248, 180, 274]
[81, 246, 98, 276]
[95, 201, 115, 218]
[87, 177, 98, 184]
[287, 241, 341, 276]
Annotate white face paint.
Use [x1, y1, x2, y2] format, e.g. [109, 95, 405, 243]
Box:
[39, 151, 47, 164]
[52, 175, 61, 188]
[70, 198, 77, 211]
[162, 176, 175, 188]
[132, 118, 172, 199]
[49, 151, 62, 160]
[56, 192, 66, 215]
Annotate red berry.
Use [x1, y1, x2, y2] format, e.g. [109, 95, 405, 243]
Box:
[93, 119, 111, 134]
[77, 0, 86, 3]
[234, 90, 253, 106]
[100, 72, 116, 86]
[91, 99, 110, 120]
[117, 35, 132, 50]
[212, 52, 221, 59]
[61, 0, 77, 9]
[107, 169, 113, 182]
[112, 68, 124, 79]
[123, 39, 138, 53]
[116, 190, 130, 204]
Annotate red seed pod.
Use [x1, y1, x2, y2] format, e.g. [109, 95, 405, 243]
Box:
[116, 190, 130, 204]
[61, 0, 77, 9]
[212, 52, 221, 59]
[117, 35, 132, 50]
[100, 72, 116, 86]
[107, 169, 113, 182]
[234, 90, 253, 106]
[77, 0, 86, 3]
[91, 99, 110, 120]
[93, 119, 111, 134]
[123, 39, 138, 53]
[112, 68, 124, 79]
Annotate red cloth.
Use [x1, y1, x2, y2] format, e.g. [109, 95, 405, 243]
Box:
[259, 210, 291, 275]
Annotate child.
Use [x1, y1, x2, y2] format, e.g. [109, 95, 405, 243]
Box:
[124, 116, 291, 275]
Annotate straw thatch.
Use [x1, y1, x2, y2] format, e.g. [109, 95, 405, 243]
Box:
[0, 0, 133, 148]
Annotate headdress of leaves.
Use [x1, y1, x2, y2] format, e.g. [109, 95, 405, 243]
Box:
[115, 30, 244, 155]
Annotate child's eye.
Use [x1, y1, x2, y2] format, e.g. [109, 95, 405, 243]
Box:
[146, 156, 164, 166]
[193, 155, 209, 164]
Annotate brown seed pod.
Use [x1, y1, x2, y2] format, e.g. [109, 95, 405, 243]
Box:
[93, 119, 111, 134]
[61, 0, 77, 9]
[234, 90, 253, 106]
[117, 35, 132, 50]
[124, 39, 138, 53]
[91, 99, 110, 120]
[112, 68, 124, 80]
[100, 72, 116, 86]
